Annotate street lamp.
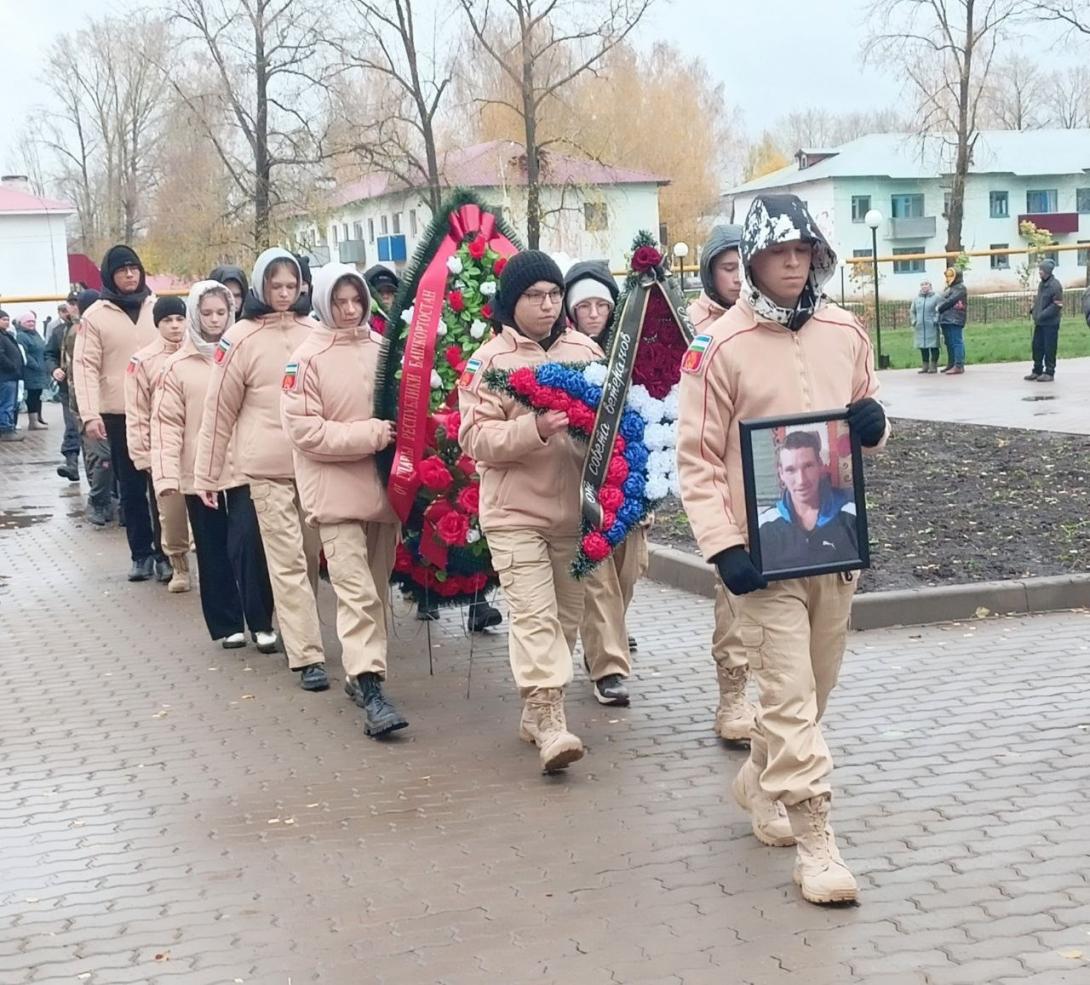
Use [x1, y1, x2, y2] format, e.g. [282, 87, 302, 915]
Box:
[864, 209, 889, 369]
[673, 241, 689, 286]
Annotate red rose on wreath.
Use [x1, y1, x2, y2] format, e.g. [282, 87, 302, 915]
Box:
[606, 455, 629, 484]
[599, 486, 624, 511]
[481, 303, 493, 320]
[457, 485, 480, 513]
[457, 454, 476, 475]
[441, 410, 461, 437]
[631, 245, 664, 273]
[510, 367, 536, 394]
[444, 344, 465, 371]
[567, 403, 595, 431]
[419, 457, 453, 492]
[425, 415, 441, 444]
[493, 256, 507, 276]
[601, 509, 617, 530]
[468, 235, 487, 260]
[448, 290, 465, 313]
[614, 436, 626, 454]
[394, 544, 413, 573]
[424, 498, 453, 524]
[436, 510, 470, 546]
[582, 531, 611, 562]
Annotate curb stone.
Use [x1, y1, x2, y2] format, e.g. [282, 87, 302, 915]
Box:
[646, 543, 1090, 631]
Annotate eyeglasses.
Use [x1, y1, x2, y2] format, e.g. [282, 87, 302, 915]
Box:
[522, 289, 562, 306]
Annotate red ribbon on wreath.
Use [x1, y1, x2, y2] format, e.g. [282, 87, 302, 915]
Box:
[387, 204, 517, 522]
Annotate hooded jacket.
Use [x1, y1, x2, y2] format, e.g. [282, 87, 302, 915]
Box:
[936, 270, 968, 326]
[690, 224, 742, 331]
[98, 245, 152, 323]
[16, 323, 49, 390]
[194, 249, 319, 488]
[280, 263, 397, 527]
[208, 265, 249, 312]
[677, 194, 887, 562]
[0, 326, 24, 383]
[1032, 266, 1064, 328]
[124, 318, 184, 472]
[151, 281, 239, 495]
[458, 325, 602, 536]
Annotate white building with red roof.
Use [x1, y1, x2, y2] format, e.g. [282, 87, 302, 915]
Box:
[0, 176, 75, 308]
[296, 140, 667, 273]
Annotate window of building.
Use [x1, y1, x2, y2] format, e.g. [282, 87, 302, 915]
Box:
[1026, 189, 1058, 213]
[410, 209, 418, 236]
[989, 191, 1009, 218]
[892, 246, 925, 274]
[352, 221, 363, 240]
[1078, 241, 1090, 266]
[368, 218, 375, 242]
[890, 193, 924, 219]
[990, 244, 1010, 270]
[943, 191, 952, 218]
[584, 202, 609, 232]
[1077, 188, 1090, 214]
[341, 223, 349, 241]
[332, 224, 339, 244]
[852, 248, 873, 258]
[392, 212, 401, 235]
[850, 196, 870, 223]
[380, 215, 389, 235]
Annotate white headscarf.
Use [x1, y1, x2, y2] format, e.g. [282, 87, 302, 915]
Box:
[186, 280, 235, 359]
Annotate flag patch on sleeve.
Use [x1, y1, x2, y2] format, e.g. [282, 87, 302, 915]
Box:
[458, 356, 482, 389]
[126, 355, 141, 375]
[681, 334, 712, 373]
[281, 362, 299, 391]
[214, 338, 232, 364]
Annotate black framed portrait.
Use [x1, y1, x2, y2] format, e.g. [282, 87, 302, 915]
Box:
[739, 409, 870, 582]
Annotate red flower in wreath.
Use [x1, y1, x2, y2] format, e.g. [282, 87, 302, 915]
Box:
[457, 454, 476, 475]
[440, 410, 461, 437]
[510, 367, 536, 395]
[444, 344, 465, 371]
[567, 403, 595, 431]
[419, 457, 453, 492]
[468, 235, 487, 260]
[394, 544, 413, 573]
[543, 388, 571, 412]
[448, 290, 465, 313]
[457, 485, 480, 513]
[493, 256, 508, 276]
[631, 245, 664, 273]
[601, 509, 617, 531]
[481, 303, 493, 320]
[606, 455, 629, 484]
[436, 510, 470, 546]
[582, 532, 611, 562]
[598, 486, 624, 511]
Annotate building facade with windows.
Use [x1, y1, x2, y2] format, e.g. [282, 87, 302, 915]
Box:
[293, 141, 666, 279]
[724, 130, 1090, 299]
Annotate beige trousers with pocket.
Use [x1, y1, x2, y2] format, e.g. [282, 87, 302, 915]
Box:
[580, 526, 649, 680]
[250, 477, 323, 669]
[157, 487, 191, 558]
[487, 528, 585, 697]
[319, 520, 398, 680]
[725, 574, 857, 806]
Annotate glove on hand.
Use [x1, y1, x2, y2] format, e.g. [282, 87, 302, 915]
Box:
[847, 397, 886, 448]
[713, 546, 769, 596]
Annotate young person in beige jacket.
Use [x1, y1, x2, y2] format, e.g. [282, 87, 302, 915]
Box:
[125, 296, 191, 592]
[73, 244, 161, 582]
[281, 263, 407, 738]
[459, 251, 602, 773]
[194, 248, 328, 692]
[677, 194, 888, 906]
[152, 280, 276, 653]
[562, 260, 641, 708]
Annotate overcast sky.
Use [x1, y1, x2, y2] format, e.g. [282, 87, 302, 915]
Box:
[0, 0, 1079, 173]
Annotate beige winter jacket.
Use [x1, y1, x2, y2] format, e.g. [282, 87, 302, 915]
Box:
[676, 297, 887, 562]
[281, 322, 397, 527]
[458, 326, 602, 536]
[72, 296, 157, 423]
[194, 312, 316, 489]
[124, 335, 182, 472]
[688, 291, 727, 333]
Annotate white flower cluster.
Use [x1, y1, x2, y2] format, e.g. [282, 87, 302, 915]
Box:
[480, 281, 497, 297]
[466, 528, 481, 545]
[430, 369, 443, 389]
[582, 362, 608, 386]
[447, 256, 463, 275]
[470, 319, 488, 340]
[436, 322, 447, 337]
[632, 382, 681, 502]
[401, 304, 414, 325]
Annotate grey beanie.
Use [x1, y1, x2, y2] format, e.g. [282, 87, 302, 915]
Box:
[699, 224, 743, 305]
[1039, 258, 1056, 275]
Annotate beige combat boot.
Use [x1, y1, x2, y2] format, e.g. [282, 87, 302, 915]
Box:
[714, 664, 756, 742]
[519, 687, 585, 773]
[786, 793, 858, 905]
[731, 758, 794, 847]
[167, 554, 191, 593]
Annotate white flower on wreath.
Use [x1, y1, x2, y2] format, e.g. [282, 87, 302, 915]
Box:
[447, 256, 463, 275]
[627, 384, 652, 417]
[466, 529, 481, 544]
[582, 362, 608, 386]
[645, 472, 670, 502]
[643, 396, 666, 425]
[648, 449, 673, 479]
[430, 369, 443, 389]
[644, 421, 673, 451]
[480, 280, 497, 297]
[667, 471, 681, 499]
[470, 319, 488, 340]
[662, 385, 680, 422]
[436, 322, 448, 337]
[401, 304, 414, 325]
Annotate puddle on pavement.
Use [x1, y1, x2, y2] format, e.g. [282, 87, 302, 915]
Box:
[0, 507, 53, 530]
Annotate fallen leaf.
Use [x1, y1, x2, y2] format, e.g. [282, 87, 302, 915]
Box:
[306, 803, 320, 808]
[78, 975, 91, 981]
[1058, 948, 1084, 960]
[284, 818, 295, 825]
[154, 951, 170, 961]
[267, 818, 280, 824]
[241, 694, 256, 700]
[974, 606, 991, 619]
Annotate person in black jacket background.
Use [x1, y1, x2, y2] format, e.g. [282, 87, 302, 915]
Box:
[45, 295, 83, 478]
[936, 266, 968, 375]
[1026, 259, 1064, 383]
[0, 310, 25, 441]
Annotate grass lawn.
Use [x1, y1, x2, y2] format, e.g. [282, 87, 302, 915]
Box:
[872, 318, 1090, 369]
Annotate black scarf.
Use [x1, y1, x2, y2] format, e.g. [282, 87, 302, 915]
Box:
[99, 245, 151, 324]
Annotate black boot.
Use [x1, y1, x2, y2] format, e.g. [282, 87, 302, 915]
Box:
[57, 455, 79, 481]
[154, 556, 173, 583]
[346, 672, 409, 737]
[128, 557, 155, 582]
[467, 600, 502, 633]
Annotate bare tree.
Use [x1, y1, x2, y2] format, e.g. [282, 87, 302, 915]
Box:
[773, 107, 909, 154]
[329, 0, 451, 212]
[979, 53, 1046, 128]
[167, 0, 334, 250]
[1032, 0, 1090, 31]
[1047, 64, 1090, 126]
[457, 0, 654, 249]
[866, 0, 1029, 252]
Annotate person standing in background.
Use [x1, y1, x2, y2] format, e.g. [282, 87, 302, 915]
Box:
[364, 265, 400, 335]
[0, 310, 25, 442]
[45, 296, 83, 479]
[208, 265, 250, 318]
[74, 245, 160, 578]
[909, 280, 941, 373]
[1026, 259, 1064, 383]
[690, 225, 743, 333]
[15, 313, 49, 430]
[936, 266, 968, 375]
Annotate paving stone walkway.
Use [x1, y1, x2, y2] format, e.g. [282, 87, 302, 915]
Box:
[3, 407, 1090, 985]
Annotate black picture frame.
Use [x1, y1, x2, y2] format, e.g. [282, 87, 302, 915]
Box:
[739, 408, 870, 582]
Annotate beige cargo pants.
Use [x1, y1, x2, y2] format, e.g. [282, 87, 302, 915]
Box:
[487, 528, 585, 697]
[250, 477, 323, 670]
[580, 525, 649, 679]
[724, 574, 857, 806]
[319, 520, 398, 679]
[157, 487, 191, 557]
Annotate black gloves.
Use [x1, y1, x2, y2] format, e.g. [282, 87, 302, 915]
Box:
[847, 398, 886, 448]
[713, 546, 768, 596]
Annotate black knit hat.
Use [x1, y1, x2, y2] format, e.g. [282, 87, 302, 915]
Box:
[494, 250, 564, 326]
[100, 244, 144, 288]
[75, 289, 100, 315]
[364, 264, 400, 294]
[153, 295, 187, 325]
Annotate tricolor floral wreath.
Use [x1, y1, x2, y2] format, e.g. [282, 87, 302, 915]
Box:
[485, 232, 689, 578]
[374, 190, 522, 607]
